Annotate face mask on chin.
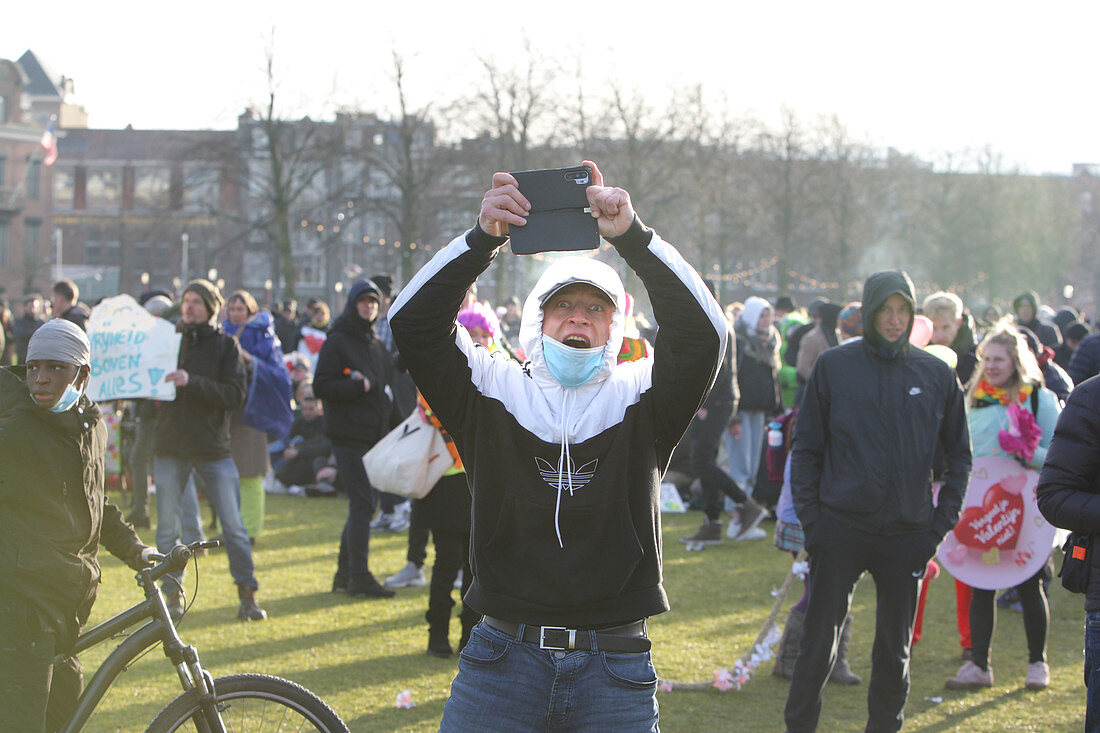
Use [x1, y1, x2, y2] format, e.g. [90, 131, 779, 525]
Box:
[542, 335, 605, 388]
[49, 375, 84, 413]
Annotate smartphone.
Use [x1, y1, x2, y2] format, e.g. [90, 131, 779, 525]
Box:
[508, 166, 599, 255]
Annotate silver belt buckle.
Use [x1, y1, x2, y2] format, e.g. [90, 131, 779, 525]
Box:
[538, 626, 575, 650]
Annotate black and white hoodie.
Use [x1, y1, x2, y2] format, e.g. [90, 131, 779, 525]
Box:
[390, 218, 726, 627]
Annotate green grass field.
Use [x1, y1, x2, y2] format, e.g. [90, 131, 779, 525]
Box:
[79, 494, 1085, 731]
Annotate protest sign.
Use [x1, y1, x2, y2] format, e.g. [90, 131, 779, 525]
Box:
[938, 455, 1056, 590]
[88, 295, 181, 401]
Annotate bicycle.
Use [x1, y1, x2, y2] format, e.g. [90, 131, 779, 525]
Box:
[55, 540, 349, 732]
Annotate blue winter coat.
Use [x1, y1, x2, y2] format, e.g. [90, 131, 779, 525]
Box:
[223, 311, 294, 441]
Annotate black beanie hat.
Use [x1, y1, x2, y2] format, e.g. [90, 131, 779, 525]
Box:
[183, 278, 225, 320]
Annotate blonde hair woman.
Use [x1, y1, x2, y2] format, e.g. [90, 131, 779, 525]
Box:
[946, 321, 1062, 691]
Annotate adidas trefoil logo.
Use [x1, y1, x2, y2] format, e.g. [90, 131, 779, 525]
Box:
[535, 457, 598, 492]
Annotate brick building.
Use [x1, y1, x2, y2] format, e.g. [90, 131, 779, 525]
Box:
[0, 57, 54, 301]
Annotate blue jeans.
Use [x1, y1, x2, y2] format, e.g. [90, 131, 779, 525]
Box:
[154, 472, 205, 548]
[155, 455, 257, 590]
[726, 409, 766, 495]
[440, 622, 659, 732]
[332, 444, 377, 586]
[1086, 611, 1100, 733]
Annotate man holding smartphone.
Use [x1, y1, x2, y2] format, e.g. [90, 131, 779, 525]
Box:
[390, 161, 727, 731]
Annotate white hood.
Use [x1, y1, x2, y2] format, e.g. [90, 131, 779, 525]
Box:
[519, 256, 627, 391]
[739, 296, 772, 333]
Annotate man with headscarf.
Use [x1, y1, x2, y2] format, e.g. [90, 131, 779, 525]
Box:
[390, 161, 727, 731]
[314, 278, 399, 599]
[785, 270, 971, 732]
[0, 320, 153, 731]
[153, 279, 266, 622]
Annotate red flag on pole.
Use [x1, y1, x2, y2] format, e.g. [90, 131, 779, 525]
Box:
[40, 124, 59, 167]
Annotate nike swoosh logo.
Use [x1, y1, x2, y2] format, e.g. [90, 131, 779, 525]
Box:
[912, 569, 925, 578]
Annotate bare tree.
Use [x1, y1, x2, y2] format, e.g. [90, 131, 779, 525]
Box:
[352, 52, 461, 284]
[812, 115, 881, 299]
[752, 108, 820, 296]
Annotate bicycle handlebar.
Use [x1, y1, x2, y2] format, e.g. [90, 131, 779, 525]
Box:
[143, 540, 222, 583]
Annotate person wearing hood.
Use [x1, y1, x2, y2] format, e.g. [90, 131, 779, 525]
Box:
[1, 319, 153, 730]
[314, 278, 399, 599]
[389, 161, 726, 731]
[222, 289, 294, 542]
[785, 270, 971, 733]
[153, 279, 266, 622]
[1013, 291, 1061, 350]
[726, 295, 782, 504]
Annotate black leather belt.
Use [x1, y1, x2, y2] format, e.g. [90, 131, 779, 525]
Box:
[483, 616, 651, 653]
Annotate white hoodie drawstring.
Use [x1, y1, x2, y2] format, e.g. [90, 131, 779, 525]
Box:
[553, 389, 576, 548]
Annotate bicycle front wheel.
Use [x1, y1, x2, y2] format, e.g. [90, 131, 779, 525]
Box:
[146, 673, 349, 733]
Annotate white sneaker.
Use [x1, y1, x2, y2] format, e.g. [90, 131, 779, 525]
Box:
[287, 484, 306, 497]
[386, 561, 426, 588]
[1025, 661, 1050, 690]
[387, 514, 411, 532]
[734, 526, 767, 542]
[265, 475, 288, 494]
[371, 513, 396, 530]
[725, 519, 743, 539]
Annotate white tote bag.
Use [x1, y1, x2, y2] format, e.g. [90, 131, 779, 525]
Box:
[363, 409, 452, 499]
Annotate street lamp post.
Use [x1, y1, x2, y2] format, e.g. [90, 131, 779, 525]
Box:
[181, 232, 190, 282]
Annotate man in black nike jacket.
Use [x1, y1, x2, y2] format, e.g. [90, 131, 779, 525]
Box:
[785, 270, 971, 733]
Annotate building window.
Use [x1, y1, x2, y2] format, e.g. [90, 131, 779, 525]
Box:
[25, 219, 41, 262]
[0, 155, 6, 187]
[85, 168, 122, 209]
[0, 220, 8, 267]
[53, 168, 75, 208]
[182, 165, 219, 212]
[133, 167, 170, 209]
[84, 223, 121, 267]
[26, 160, 41, 199]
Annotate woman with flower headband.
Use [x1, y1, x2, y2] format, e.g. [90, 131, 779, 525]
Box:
[946, 321, 1062, 691]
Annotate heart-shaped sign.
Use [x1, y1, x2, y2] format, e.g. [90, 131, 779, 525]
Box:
[953, 480, 1024, 552]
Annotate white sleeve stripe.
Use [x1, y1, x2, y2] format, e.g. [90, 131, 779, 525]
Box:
[390, 231, 471, 318]
[647, 234, 729, 347]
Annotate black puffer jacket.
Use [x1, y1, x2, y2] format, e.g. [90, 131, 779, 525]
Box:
[0, 367, 147, 645]
[155, 322, 247, 460]
[791, 271, 972, 538]
[1037, 375, 1100, 611]
[314, 280, 397, 447]
[1069, 332, 1100, 386]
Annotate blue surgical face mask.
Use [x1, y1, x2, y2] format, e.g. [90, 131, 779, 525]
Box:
[542, 335, 604, 388]
[49, 376, 83, 413]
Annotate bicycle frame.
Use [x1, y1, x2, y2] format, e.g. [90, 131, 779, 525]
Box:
[57, 545, 226, 733]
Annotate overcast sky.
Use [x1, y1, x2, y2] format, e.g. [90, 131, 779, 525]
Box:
[5, 0, 1097, 175]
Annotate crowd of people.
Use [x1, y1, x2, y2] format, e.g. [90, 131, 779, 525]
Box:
[3, 160, 1100, 731]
